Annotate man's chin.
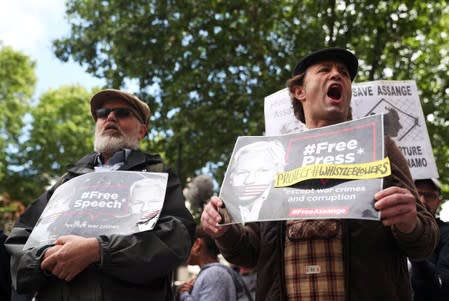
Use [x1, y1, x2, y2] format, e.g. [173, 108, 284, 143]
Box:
[94, 135, 127, 153]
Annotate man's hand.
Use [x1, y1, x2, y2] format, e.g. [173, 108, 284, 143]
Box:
[200, 196, 230, 238]
[374, 186, 418, 233]
[41, 235, 101, 281]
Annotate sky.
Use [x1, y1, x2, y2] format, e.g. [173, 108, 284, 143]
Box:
[0, 1, 105, 101]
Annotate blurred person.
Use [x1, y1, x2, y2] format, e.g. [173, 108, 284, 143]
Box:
[201, 48, 438, 300]
[1, 230, 32, 301]
[237, 266, 256, 300]
[177, 225, 236, 301]
[1, 229, 11, 300]
[5, 89, 195, 300]
[410, 178, 449, 301]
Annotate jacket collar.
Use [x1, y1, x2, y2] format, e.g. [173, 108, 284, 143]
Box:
[66, 150, 162, 175]
[119, 150, 162, 170]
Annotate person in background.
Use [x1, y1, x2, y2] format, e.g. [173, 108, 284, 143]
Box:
[1, 229, 11, 301]
[177, 225, 236, 301]
[411, 178, 449, 301]
[5, 89, 195, 300]
[237, 266, 257, 300]
[201, 47, 439, 300]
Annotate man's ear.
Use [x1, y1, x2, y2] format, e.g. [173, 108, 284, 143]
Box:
[138, 124, 148, 139]
[293, 86, 306, 102]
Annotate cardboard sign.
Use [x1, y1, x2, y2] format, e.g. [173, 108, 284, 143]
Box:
[351, 80, 438, 179]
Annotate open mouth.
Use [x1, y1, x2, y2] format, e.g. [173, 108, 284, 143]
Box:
[327, 84, 342, 100]
[103, 123, 120, 134]
[105, 122, 119, 130]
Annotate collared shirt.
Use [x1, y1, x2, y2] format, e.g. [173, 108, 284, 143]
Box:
[284, 219, 345, 300]
[94, 149, 131, 171]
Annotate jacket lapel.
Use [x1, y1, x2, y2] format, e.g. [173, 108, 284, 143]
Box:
[119, 150, 146, 171]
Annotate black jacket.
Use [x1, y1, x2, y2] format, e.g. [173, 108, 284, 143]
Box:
[6, 150, 195, 301]
[0, 230, 11, 301]
[411, 218, 449, 301]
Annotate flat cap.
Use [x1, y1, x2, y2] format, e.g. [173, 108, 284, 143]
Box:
[293, 47, 358, 81]
[90, 89, 151, 124]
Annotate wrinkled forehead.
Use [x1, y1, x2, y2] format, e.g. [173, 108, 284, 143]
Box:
[308, 59, 350, 72]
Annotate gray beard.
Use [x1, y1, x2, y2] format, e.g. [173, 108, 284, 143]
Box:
[94, 131, 140, 153]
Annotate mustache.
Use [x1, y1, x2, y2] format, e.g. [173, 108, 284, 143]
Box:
[101, 122, 121, 134]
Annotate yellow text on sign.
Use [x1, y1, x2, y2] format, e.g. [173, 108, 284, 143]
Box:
[275, 157, 391, 188]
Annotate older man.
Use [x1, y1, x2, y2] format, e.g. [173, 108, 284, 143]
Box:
[201, 48, 438, 301]
[6, 89, 195, 300]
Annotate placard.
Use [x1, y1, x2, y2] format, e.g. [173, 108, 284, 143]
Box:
[24, 171, 168, 249]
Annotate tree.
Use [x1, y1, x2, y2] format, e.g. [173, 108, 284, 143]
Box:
[53, 0, 449, 195]
[0, 45, 36, 199]
[6, 85, 95, 202]
[412, 10, 449, 197]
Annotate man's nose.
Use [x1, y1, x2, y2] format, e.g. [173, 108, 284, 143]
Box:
[106, 111, 118, 121]
[330, 67, 342, 80]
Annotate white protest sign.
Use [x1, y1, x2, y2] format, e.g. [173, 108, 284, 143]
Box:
[24, 171, 168, 249]
[264, 80, 439, 180]
[221, 115, 385, 224]
[351, 80, 438, 179]
[264, 88, 306, 136]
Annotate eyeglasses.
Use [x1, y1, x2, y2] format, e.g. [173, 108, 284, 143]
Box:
[96, 108, 136, 120]
[418, 191, 440, 201]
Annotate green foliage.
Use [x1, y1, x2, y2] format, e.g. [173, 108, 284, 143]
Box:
[5, 85, 95, 202]
[52, 0, 449, 193]
[414, 9, 449, 202]
[26, 86, 94, 173]
[0, 45, 36, 193]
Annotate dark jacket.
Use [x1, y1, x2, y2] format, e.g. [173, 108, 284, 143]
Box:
[5, 150, 195, 301]
[1, 230, 11, 301]
[411, 218, 449, 301]
[215, 138, 439, 301]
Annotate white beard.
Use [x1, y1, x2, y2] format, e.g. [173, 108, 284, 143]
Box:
[94, 130, 140, 153]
